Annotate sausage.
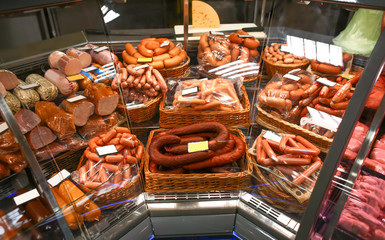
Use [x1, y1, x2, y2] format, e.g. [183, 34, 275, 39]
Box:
[228, 33, 243, 44]
[149, 60, 165, 69]
[125, 43, 137, 56]
[289, 89, 305, 101]
[44, 69, 77, 96]
[144, 40, 160, 50]
[231, 44, 240, 62]
[86, 43, 118, 65]
[292, 160, 322, 185]
[302, 83, 321, 98]
[239, 47, 250, 62]
[153, 53, 171, 62]
[149, 161, 185, 174]
[315, 104, 345, 117]
[295, 135, 321, 155]
[152, 68, 167, 92]
[261, 139, 278, 161]
[183, 135, 245, 170]
[311, 60, 342, 75]
[66, 48, 92, 68]
[168, 46, 182, 57]
[319, 86, 330, 97]
[332, 82, 352, 103]
[259, 157, 311, 166]
[164, 56, 183, 68]
[330, 100, 350, 109]
[137, 44, 154, 57]
[199, 34, 209, 49]
[243, 38, 260, 49]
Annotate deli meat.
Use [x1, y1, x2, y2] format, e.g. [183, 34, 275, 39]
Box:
[27, 126, 57, 150]
[48, 51, 82, 76]
[0, 130, 20, 154]
[44, 69, 78, 96]
[0, 70, 19, 90]
[0, 152, 27, 173]
[86, 44, 117, 65]
[78, 115, 107, 139]
[83, 83, 119, 116]
[66, 48, 92, 68]
[104, 112, 119, 128]
[35, 101, 76, 139]
[61, 98, 94, 126]
[56, 133, 87, 151]
[14, 109, 41, 134]
[34, 142, 68, 161]
[0, 162, 10, 178]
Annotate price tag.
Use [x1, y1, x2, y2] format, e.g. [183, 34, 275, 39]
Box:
[47, 169, 71, 187]
[0, 122, 8, 134]
[182, 87, 199, 96]
[286, 35, 293, 54]
[329, 45, 343, 67]
[316, 42, 330, 64]
[66, 74, 84, 81]
[291, 36, 305, 57]
[133, 64, 150, 70]
[77, 46, 92, 51]
[160, 41, 170, 47]
[93, 46, 109, 53]
[238, 34, 253, 38]
[125, 103, 146, 110]
[316, 78, 336, 87]
[137, 58, 153, 63]
[199, 78, 208, 81]
[14, 189, 40, 206]
[304, 39, 316, 60]
[67, 95, 86, 103]
[306, 107, 341, 132]
[82, 65, 98, 72]
[96, 145, 118, 156]
[341, 74, 355, 80]
[188, 141, 209, 153]
[263, 131, 282, 143]
[210, 31, 224, 36]
[283, 73, 301, 81]
[280, 45, 291, 53]
[19, 83, 40, 90]
[307, 107, 322, 119]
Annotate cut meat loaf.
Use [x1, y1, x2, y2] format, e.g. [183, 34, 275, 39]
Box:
[27, 126, 57, 150]
[61, 98, 95, 127]
[14, 109, 41, 134]
[83, 83, 119, 116]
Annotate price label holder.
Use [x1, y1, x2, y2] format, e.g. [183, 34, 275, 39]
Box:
[67, 95, 86, 103]
[126, 103, 146, 110]
[238, 34, 253, 38]
[137, 58, 153, 63]
[182, 86, 199, 96]
[93, 46, 109, 53]
[19, 83, 40, 90]
[96, 145, 118, 157]
[77, 46, 92, 51]
[316, 42, 330, 64]
[47, 169, 71, 187]
[82, 65, 98, 72]
[316, 77, 337, 87]
[133, 64, 150, 70]
[329, 45, 343, 67]
[210, 31, 224, 36]
[66, 74, 84, 82]
[290, 36, 305, 57]
[188, 141, 209, 153]
[304, 39, 316, 60]
[0, 122, 8, 134]
[14, 189, 40, 206]
[283, 73, 301, 81]
[263, 131, 282, 142]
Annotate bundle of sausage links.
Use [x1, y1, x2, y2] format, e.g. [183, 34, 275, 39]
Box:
[122, 38, 188, 69]
[78, 127, 144, 190]
[198, 29, 260, 67]
[111, 64, 167, 104]
[254, 132, 322, 186]
[263, 43, 309, 65]
[148, 122, 246, 173]
[172, 78, 242, 111]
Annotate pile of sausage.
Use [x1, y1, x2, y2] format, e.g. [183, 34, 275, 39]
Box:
[0, 129, 27, 179]
[263, 43, 308, 65]
[338, 175, 385, 239]
[258, 72, 313, 123]
[111, 64, 167, 104]
[310, 52, 352, 75]
[123, 38, 188, 69]
[172, 78, 242, 111]
[198, 29, 260, 67]
[254, 132, 322, 186]
[51, 179, 100, 230]
[148, 122, 246, 174]
[364, 134, 385, 175]
[78, 127, 144, 190]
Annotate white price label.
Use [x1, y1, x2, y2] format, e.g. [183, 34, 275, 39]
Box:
[47, 169, 71, 187]
[0, 122, 8, 134]
[329, 45, 343, 67]
[263, 131, 282, 143]
[316, 42, 330, 64]
[82, 65, 98, 72]
[280, 45, 291, 53]
[14, 189, 40, 206]
[67, 95, 86, 103]
[182, 87, 199, 96]
[283, 73, 301, 81]
[133, 64, 149, 70]
[210, 31, 225, 36]
[96, 145, 118, 156]
[306, 107, 341, 132]
[125, 103, 146, 110]
[77, 46, 92, 51]
[291, 36, 304, 57]
[93, 46, 109, 53]
[316, 78, 336, 87]
[19, 83, 39, 90]
[238, 34, 253, 38]
[307, 107, 322, 119]
[304, 39, 316, 60]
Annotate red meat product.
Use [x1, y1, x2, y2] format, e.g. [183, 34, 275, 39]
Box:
[0, 69, 19, 90]
[27, 126, 57, 150]
[0, 130, 20, 154]
[351, 125, 368, 143]
[61, 98, 95, 127]
[66, 48, 92, 68]
[35, 101, 76, 139]
[0, 162, 10, 178]
[14, 109, 41, 134]
[370, 149, 385, 161]
[374, 229, 385, 240]
[355, 190, 385, 210]
[56, 133, 87, 151]
[44, 69, 78, 96]
[48, 51, 82, 76]
[374, 138, 385, 150]
[77, 115, 107, 139]
[348, 207, 385, 231]
[347, 138, 363, 153]
[1, 152, 27, 173]
[83, 83, 119, 116]
[365, 75, 385, 110]
[34, 142, 68, 161]
[338, 213, 371, 238]
[346, 198, 381, 218]
[85, 44, 118, 65]
[104, 112, 119, 128]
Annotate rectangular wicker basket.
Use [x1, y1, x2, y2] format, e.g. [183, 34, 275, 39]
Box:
[144, 128, 252, 193]
[159, 85, 251, 128]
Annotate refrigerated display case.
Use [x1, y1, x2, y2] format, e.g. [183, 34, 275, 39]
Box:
[0, 0, 384, 239]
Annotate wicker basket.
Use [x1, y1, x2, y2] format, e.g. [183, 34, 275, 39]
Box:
[256, 104, 332, 153]
[117, 94, 162, 123]
[75, 142, 144, 209]
[159, 85, 250, 128]
[158, 57, 190, 78]
[262, 55, 310, 77]
[199, 64, 261, 83]
[250, 154, 308, 214]
[144, 128, 252, 193]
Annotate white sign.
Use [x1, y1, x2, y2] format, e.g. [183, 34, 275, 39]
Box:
[14, 189, 40, 206]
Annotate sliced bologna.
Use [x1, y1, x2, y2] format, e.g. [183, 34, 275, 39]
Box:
[48, 51, 82, 76]
[14, 109, 41, 134]
[61, 98, 95, 127]
[27, 126, 57, 150]
[0, 70, 19, 90]
[66, 48, 92, 68]
[83, 83, 119, 116]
